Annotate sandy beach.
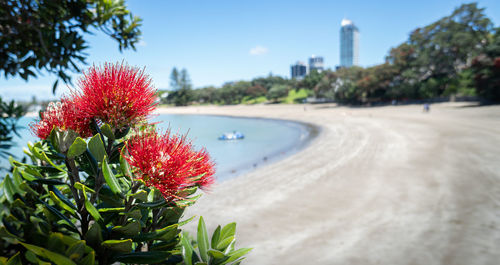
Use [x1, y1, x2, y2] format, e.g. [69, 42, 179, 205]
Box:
[157, 103, 500, 265]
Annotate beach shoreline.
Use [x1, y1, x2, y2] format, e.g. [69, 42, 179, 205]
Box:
[157, 103, 500, 265]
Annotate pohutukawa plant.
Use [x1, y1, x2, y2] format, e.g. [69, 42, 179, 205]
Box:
[0, 62, 250, 265]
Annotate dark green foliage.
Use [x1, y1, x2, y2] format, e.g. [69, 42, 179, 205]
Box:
[0, 127, 250, 264]
[471, 27, 500, 102]
[266, 85, 289, 102]
[0, 0, 142, 91]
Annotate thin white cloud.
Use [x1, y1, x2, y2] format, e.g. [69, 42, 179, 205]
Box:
[137, 40, 147, 47]
[249, 45, 269, 56]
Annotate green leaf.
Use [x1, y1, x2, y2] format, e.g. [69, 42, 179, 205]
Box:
[211, 225, 221, 249]
[220, 223, 236, 241]
[40, 200, 79, 233]
[49, 191, 76, 215]
[49, 186, 77, 210]
[98, 207, 125, 213]
[114, 251, 170, 264]
[84, 200, 103, 224]
[67, 137, 87, 158]
[100, 124, 115, 140]
[129, 190, 147, 201]
[101, 239, 132, 252]
[5, 252, 21, 265]
[120, 153, 132, 177]
[197, 217, 209, 262]
[180, 234, 194, 265]
[2, 175, 16, 203]
[88, 135, 106, 162]
[32, 147, 65, 172]
[102, 157, 122, 195]
[223, 248, 252, 264]
[194, 262, 207, 265]
[20, 243, 77, 265]
[137, 199, 168, 209]
[216, 236, 235, 251]
[112, 221, 141, 236]
[74, 182, 95, 193]
[49, 128, 61, 152]
[132, 224, 178, 242]
[207, 249, 225, 259]
[85, 223, 103, 249]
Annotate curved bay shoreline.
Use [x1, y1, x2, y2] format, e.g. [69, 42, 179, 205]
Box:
[159, 103, 500, 265]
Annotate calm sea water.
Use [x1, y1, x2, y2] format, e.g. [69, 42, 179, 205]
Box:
[3, 114, 312, 181]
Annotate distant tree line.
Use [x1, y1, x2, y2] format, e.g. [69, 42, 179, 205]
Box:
[163, 3, 499, 106]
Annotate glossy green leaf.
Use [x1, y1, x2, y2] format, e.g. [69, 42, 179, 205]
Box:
[211, 225, 221, 249]
[101, 239, 132, 252]
[32, 178, 66, 186]
[223, 248, 252, 264]
[216, 236, 235, 251]
[194, 262, 208, 265]
[100, 124, 115, 140]
[130, 190, 147, 201]
[197, 217, 209, 262]
[112, 221, 141, 236]
[67, 137, 87, 158]
[102, 157, 122, 195]
[220, 223, 236, 241]
[114, 251, 170, 264]
[84, 200, 103, 224]
[120, 153, 132, 177]
[207, 249, 225, 259]
[88, 135, 106, 162]
[74, 182, 95, 193]
[32, 147, 65, 172]
[98, 207, 125, 213]
[180, 234, 194, 265]
[40, 200, 79, 233]
[49, 191, 76, 215]
[132, 224, 178, 242]
[20, 243, 77, 265]
[2, 175, 16, 203]
[49, 186, 77, 210]
[137, 199, 168, 209]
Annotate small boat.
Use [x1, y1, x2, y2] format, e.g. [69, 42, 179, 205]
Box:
[218, 131, 244, 140]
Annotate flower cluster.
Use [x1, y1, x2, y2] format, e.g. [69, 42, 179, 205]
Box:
[30, 99, 93, 139]
[72, 63, 157, 128]
[31, 63, 157, 139]
[123, 129, 215, 201]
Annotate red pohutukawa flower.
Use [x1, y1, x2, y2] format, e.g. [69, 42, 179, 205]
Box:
[72, 63, 158, 128]
[123, 129, 215, 201]
[30, 99, 93, 139]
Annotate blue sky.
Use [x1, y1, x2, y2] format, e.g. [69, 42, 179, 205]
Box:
[1, 0, 500, 101]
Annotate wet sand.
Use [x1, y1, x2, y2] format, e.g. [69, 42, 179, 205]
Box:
[157, 103, 500, 265]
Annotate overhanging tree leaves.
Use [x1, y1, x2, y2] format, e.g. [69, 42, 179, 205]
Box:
[0, 0, 142, 92]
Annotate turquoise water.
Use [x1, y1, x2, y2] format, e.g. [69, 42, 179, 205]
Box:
[3, 115, 313, 181]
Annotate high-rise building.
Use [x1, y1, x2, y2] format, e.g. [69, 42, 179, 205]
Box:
[340, 19, 359, 67]
[309, 55, 324, 72]
[291, 61, 307, 79]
